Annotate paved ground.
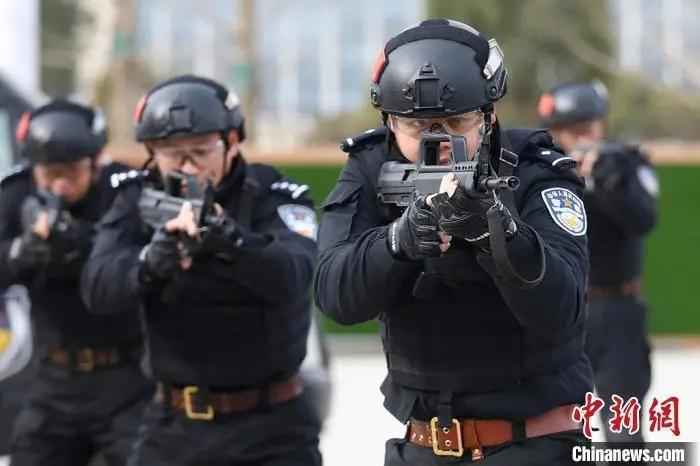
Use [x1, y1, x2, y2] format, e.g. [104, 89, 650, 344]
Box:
[1, 336, 697, 466]
[320, 336, 699, 465]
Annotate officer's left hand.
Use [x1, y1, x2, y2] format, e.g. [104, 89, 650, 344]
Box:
[430, 175, 516, 249]
[196, 204, 245, 262]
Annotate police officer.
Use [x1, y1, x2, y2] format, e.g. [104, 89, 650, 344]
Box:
[0, 100, 153, 466]
[81, 75, 322, 466]
[538, 82, 658, 448]
[315, 19, 593, 465]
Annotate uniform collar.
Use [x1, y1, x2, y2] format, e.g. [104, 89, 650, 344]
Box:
[213, 152, 248, 203]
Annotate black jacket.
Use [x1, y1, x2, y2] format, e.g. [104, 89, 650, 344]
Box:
[0, 162, 142, 351]
[81, 156, 317, 388]
[314, 128, 593, 421]
[584, 145, 658, 286]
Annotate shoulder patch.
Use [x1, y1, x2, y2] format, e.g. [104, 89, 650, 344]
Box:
[340, 127, 387, 153]
[270, 179, 310, 200]
[540, 187, 587, 236]
[109, 169, 147, 189]
[538, 150, 577, 171]
[0, 164, 29, 188]
[637, 165, 659, 197]
[277, 204, 318, 240]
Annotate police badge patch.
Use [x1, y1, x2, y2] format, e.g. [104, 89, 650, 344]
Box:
[637, 165, 660, 197]
[277, 205, 318, 240]
[541, 188, 587, 236]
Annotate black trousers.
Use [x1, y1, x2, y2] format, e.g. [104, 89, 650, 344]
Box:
[127, 388, 322, 466]
[384, 430, 594, 465]
[585, 295, 652, 444]
[0, 363, 36, 455]
[9, 362, 153, 466]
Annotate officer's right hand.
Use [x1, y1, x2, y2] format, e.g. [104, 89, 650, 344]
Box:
[387, 196, 448, 261]
[8, 212, 51, 276]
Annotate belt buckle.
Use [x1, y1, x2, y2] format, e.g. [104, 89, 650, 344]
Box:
[429, 417, 464, 457]
[183, 386, 215, 421]
[76, 348, 95, 372]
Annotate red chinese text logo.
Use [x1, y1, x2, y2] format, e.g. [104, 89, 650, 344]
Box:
[648, 396, 680, 436]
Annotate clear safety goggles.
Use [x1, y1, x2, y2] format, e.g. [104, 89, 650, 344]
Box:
[152, 139, 225, 167]
[389, 111, 485, 139]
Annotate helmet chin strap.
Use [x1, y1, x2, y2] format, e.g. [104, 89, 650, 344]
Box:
[473, 108, 493, 167]
[141, 147, 155, 171]
[219, 132, 231, 182]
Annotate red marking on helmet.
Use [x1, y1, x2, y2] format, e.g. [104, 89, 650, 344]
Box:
[15, 112, 31, 142]
[370, 49, 387, 84]
[133, 95, 148, 123]
[538, 93, 555, 118]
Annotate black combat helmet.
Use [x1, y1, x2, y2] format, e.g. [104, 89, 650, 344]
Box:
[134, 75, 246, 143]
[16, 100, 107, 164]
[537, 81, 609, 128]
[370, 19, 508, 118]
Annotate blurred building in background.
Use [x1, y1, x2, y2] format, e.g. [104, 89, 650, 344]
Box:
[612, 0, 700, 91]
[253, 0, 422, 148]
[2, 0, 698, 147]
[71, 0, 422, 147]
[0, 1, 38, 172]
[134, 0, 422, 147]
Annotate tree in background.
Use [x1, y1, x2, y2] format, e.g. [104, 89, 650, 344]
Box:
[430, 0, 613, 128]
[312, 0, 700, 143]
[427, 0, 700, 140]
[41, 0, 91, 97]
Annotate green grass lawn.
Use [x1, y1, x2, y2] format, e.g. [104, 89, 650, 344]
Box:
[280, 164, 700, 335]
[644, 166, 700, 334]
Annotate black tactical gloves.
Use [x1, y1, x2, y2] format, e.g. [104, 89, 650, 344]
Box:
[140, 227, 183, 283]
[140, 206, 260, 287]
[431, 186, 517, 250]
[8, 210, 94, 280]
[387, 196, 444, 260]
[8, 230, 51, 277]
[592, 143, 638, 191]
[196, 211, 245, 262]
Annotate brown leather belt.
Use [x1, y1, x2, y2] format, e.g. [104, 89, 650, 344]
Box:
[407, 404, 579, 460]
[47, 347, 125, 372]
[156, 374, 304, 421]
[588, 278, 641, 298]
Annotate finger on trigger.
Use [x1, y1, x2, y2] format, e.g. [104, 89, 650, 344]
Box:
[164, 216, 183, 233]
[439, 173, 458, 196]
[180, 256, 193, 270]
[438, 231, 452, 244]
[213, 202, 224, 216]
[33, 211, 51, 239]
[182, 202, 199, 237]
[178, 201, 193, 219]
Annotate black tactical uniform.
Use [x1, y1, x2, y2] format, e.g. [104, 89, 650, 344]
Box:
[315, 20, 593, 465]
[540, 82, 658, 446]
[80, 76, 321, 466]
[0, 101, 152, 466]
